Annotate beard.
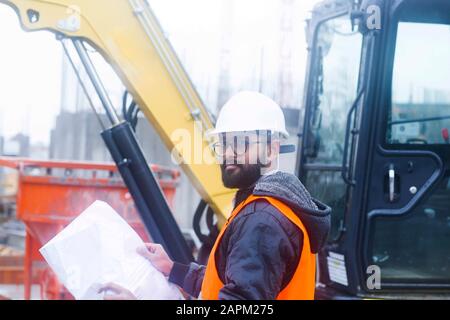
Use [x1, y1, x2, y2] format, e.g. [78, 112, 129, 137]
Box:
[220, 163, 262, 189]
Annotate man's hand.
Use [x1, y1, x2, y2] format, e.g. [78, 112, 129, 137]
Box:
[98, 283, 137, 300]
[137, 243, 174, 277]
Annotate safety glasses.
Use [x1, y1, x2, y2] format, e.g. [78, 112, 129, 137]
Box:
[210, 131, 271, 157]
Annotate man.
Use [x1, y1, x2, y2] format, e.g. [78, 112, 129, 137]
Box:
[100, 91, 331, 300]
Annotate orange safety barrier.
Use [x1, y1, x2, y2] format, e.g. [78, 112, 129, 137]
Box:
[0, 157, 180, 300]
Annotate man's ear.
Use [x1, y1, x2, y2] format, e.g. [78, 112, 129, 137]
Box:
[259, 140, 280, 170]
[257, 142, 271, 167]
[269, 140, 280, 159]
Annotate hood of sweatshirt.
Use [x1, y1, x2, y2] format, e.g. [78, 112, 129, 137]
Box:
[251, 171, 331, 253]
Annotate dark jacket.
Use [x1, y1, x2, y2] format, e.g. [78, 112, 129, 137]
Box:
[168, 171, 331, 300]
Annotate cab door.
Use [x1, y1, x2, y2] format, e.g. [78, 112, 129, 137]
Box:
[361, 0, 450, 291]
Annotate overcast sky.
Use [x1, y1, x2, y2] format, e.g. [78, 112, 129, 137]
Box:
[0, 0, 319, 146]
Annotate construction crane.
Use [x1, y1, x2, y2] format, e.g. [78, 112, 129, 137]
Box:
[0, 0, 449, 300]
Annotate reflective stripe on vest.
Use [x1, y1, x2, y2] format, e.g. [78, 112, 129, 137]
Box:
[200, 195, 316, 300]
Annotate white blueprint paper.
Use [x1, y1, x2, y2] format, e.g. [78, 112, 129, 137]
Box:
[39, 200, 183, 300]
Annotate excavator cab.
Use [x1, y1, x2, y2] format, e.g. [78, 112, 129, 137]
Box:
[299, 0, 450, 298]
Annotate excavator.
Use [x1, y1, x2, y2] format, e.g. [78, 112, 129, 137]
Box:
[0, 0, 448, 299]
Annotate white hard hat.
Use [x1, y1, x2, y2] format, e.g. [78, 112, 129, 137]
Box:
[209, 91, 289, 138]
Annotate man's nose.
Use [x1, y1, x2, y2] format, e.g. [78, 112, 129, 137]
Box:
[224, 144, 235, 157]
[223, 145, 237, 164]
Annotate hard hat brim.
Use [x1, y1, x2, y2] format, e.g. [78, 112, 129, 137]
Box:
[206, 128, 290, 139]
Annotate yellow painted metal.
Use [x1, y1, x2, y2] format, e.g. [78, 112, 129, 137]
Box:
[0, 0, 234, 223]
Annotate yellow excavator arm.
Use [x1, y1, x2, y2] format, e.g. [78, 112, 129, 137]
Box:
[0, 0, 234, 223]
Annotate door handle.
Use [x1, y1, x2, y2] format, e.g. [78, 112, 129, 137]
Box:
[341, 86, 365, 186]
[389, 164, 395, 202]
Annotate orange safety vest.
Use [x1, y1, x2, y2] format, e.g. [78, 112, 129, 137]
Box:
[200, 195, 316, 300]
